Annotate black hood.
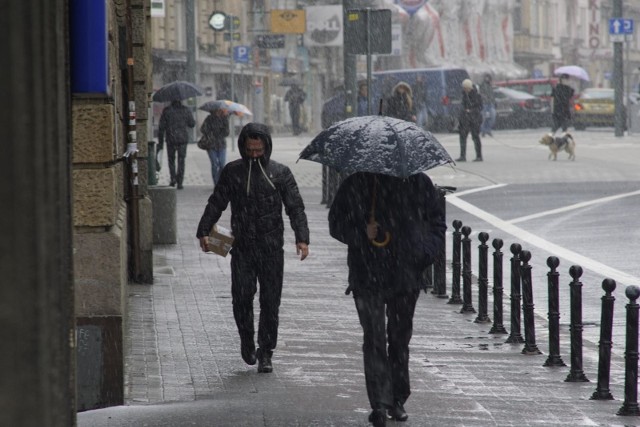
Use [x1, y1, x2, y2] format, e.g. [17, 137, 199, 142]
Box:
[237, 122, 273, 165]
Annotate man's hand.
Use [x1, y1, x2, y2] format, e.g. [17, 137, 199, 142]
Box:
[199, 236, 209, 252]
[296, 242, 309, 261]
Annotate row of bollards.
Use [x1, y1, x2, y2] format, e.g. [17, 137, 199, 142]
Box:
[432, 219, 640, 417]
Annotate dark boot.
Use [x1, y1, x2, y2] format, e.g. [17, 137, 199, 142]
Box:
[388, 401, 408, 421]
[456, 137, 467, 162]
[368, 409, 387, 427]
[240, 334, 256, 365]
[257, 348, 272, 373]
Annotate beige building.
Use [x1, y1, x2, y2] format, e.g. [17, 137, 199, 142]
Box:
[514, 0, 640, 89]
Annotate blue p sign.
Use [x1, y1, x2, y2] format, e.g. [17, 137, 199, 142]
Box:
[234, 46, 250, 63]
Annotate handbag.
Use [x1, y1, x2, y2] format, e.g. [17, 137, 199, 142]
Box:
[197, 135, 212, 150]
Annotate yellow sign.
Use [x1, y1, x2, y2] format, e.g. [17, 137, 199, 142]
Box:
[271, 9, 306, 34]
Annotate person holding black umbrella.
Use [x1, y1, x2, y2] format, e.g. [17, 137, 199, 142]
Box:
[328, 171, 447, 426]
[158, 100, 196, 189]
[284, 84, 306, 135]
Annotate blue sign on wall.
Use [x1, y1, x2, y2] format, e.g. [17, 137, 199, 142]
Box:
[70, 0, 109, 94]
[234, 46, 250, 64]
[609, 18, 634, 35]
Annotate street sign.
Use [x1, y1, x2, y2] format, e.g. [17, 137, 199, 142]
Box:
[228, 15, 240, 31]
[234, 45, 250, 64]
[208, 11, 226, 31]
[255, 34, 285, 49]
[344, 9, 392, 55]
[224, 32, 241, 42]
[609, 18, 634, 35]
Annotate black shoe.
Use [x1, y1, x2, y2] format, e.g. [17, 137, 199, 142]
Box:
[169, 180, 176, 187]
[368, 409, 387, 427]
[257, 349, 272, 373]
[177, 183, 184, 189]
[240, 336, 256, 365]
[455, 157, 466, 162]
[473, 157, 483, 162]
[389, 401, 408, 421]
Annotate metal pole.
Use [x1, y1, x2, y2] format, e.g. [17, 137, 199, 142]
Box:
[613, 0, 625, 136]
[520, 250, 541, 355]
[230, 19, 236, 151]
[448, 220, 463, 304]
[591, 279, 616, 400]
[366, 8, 372, 115]
[474, 232, 490, 323]
[544, 256, 566, 367]
[489, 239, 507, 334]
[186, 0, 197, 144]
[506, 243, 524, 344]
[618, 285, 640, 415]
[343, 1, 357, 120]
[565, 265, 589, 382]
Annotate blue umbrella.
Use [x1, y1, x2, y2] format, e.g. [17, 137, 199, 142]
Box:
[299, 115, 454, 178]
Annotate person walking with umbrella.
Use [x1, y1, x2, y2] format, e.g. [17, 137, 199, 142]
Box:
[200, 107, 230, 187]
[457, 79, 483, 162]
[550, 74, 575, 134]
[328, 171, 446, 426]
[196, 122, 310, 374]
[157, 100, 196, 189]
[479, 73, 496, 137]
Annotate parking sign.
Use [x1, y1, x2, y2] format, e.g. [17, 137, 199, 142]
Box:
[233, 46, 250, 63]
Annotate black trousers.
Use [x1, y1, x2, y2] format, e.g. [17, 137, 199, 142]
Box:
[552, 114, 571, 133]
[166, 143, 187, 185]
[290, 106, 301, 135]
[230, 247, 284, 356]
[353, 287, 420, 410]
[459, 124, 482, 159]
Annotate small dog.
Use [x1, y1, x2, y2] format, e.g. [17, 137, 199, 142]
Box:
[539, 132, 576, 161]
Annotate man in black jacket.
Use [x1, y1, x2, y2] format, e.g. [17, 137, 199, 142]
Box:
[158, 100, 196, 189]
[196, 122, 310, 373]
[457, 79, 484, 162]
[329, 172, 446, 426]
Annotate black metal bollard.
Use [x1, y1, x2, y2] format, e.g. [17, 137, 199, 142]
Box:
[474, 232, 491, 323]
[617, 285, 640, 416]
[506, 243, 524, 344]
[489, 238, 507, 334]
[565, 265, 589, 382]
[591, 278, 616, 400]
[448, 220, 463, 304]
[520, 250, 542, 355]
[544, 256, 566, 367]
[460, 226, 476, 314]
[422, 264, 433, 291]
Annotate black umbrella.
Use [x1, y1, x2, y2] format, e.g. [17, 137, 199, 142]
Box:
[298, 115, 454, 178]
[152, 80, 204, 102]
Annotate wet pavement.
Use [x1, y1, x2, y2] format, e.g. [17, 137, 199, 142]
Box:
[78, 128, 640, 426]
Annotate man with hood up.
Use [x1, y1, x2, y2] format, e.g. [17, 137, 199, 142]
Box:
[196, 122, 310, 373]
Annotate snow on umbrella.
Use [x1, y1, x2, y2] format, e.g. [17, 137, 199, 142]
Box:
[298, 115, 454, 179]
[554, 65, 590, 82]
[199, 100, 253, 117]
[152, 80, 204, 102]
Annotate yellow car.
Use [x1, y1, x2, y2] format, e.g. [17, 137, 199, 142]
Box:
[573, 88, 625, 130]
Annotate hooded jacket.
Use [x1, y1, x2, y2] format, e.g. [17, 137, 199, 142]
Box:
[385, 82, 415, 122]
[329, 172, 446, 294]
[196, 122, 309, 250]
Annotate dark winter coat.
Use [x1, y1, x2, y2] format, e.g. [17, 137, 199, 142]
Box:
[158, 101, 196, 148]
[284, 86, 306, 111]
[196, 123, 309, 250]
[459, 87, 483, 131]
[551, 83, 575, 120]
[328, 172, 446, 295]
[200, 113, 229, 151]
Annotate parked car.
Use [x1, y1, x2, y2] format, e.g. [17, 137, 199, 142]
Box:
[494, 77, 558, 103]
[573, 88, 625, 130]
[492, 87, 550, 129]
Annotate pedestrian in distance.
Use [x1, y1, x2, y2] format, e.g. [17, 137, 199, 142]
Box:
[384, 81, 416, 122]
[551, 73, 575, 134]
[157, 100, 196, 189]
[328, 172, 447, 427]
[284, 84, 306, 135]
[479, 73, 496, 137]
[457, 79, 484, 162]
[196, 122, 310, 374]
[413, 75, 429, 130]
[200, 108, 230, 187]
[357, 82, 369, 116]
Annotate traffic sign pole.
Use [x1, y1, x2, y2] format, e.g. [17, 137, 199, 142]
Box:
[612, 1, 625, 137]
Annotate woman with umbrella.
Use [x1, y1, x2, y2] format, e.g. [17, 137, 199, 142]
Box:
[550, 74, 575, 134]
[200, 107, 230, 187]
